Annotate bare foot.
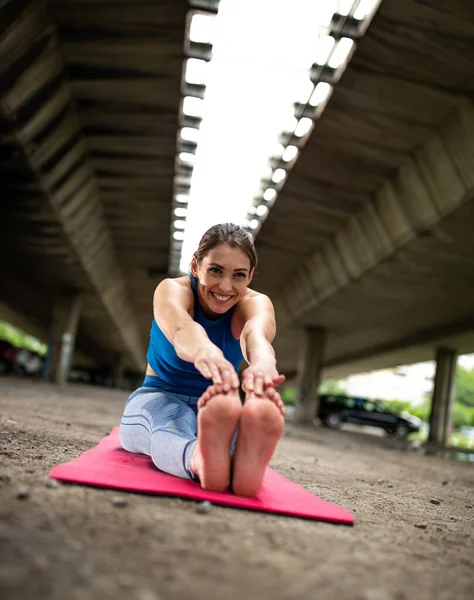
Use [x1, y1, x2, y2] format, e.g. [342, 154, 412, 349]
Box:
[232, 389, 285, 497]
[191, 386, 242, 492]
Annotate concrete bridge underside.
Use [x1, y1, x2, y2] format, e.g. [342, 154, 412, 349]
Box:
[1, 0, 474, 436]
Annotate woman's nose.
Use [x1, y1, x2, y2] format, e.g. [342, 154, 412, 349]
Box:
[219, 278, 233, 293]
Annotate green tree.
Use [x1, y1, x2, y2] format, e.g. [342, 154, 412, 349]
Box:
[319, 379, 346, 395]
[455, 366, 474, 408]
[0, 321, 47, 355]
[281, 385, 297, 406]
[451, 403, 474, 429]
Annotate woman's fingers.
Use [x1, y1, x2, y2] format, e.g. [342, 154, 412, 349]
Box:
[231, 370, 240, 389]
[208, 362, 222, 384]
[218, 365, 235, 391]
[199, 362, 212, 379]
[254, 374, 264, 396]
[243, 371, 254, 393]
[263, 375, 273, 388]
[272, 374, 286, 387]
[198, 358, 239, 390]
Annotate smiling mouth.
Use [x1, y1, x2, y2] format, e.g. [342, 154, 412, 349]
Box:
[210, 292, 232, 303]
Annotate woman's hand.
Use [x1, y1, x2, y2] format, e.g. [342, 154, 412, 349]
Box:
[242, 361, 285, 396]
[194, 348, 240, 391]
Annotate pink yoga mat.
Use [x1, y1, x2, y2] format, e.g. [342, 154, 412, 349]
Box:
[50, 428, 354, 525]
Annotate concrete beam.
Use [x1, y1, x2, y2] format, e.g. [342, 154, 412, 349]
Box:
[0, 2, 145, 370]
[278, 101, 473, 327]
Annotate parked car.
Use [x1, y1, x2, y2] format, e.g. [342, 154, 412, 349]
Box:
[14, 348, 44, 376]
[0, 340, 18, 375]
[318, 394, 421, 440]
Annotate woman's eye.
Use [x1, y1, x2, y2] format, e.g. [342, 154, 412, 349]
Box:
[209, 267, 221, 274]
[234, 272, 245, 278]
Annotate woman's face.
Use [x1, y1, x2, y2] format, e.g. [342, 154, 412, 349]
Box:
[191, 243, 253, 316]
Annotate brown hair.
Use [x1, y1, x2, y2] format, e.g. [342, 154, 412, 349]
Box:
[193, 223, 257, 271]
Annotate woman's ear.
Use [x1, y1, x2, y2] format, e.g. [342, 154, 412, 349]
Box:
[190, 256, 199, 277]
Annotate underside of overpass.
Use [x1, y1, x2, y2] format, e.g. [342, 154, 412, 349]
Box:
[1, 0, 474, 399]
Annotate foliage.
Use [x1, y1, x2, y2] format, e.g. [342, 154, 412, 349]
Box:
[280, 379, 346, 406]
[383, 399, 413, 414]
[452, 403, 474, 429]
[281, 385, 297, 406]
[0, 321, 47, 356]
[455, 366, 474, 408]
[319, 379, 346, 395]
[450, 431, 474, 450]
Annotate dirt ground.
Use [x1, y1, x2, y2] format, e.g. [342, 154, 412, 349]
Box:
[0, 378, 473, 600]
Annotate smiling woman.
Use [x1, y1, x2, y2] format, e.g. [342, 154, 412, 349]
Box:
[119, 223, 285, 497]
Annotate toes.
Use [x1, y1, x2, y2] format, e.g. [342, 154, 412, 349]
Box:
[263, 388, 286, 416]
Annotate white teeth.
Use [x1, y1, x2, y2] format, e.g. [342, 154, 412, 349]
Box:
[212, 292, 231, 301]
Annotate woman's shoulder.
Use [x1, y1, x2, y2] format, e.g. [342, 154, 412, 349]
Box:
[241, 286, 270, 301]
[154, 276, 194, 311]
[173, 275, 192, 290]
[156, 275, 192, 293]
[237, 287, 272, 310]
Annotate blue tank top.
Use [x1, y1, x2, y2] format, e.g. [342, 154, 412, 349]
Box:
[145, 275, 243, 396]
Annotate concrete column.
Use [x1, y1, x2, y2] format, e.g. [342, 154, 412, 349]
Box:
[46, 292, 82, 386]
[295, 327, 326, 424]
[428, 347, 457, 446]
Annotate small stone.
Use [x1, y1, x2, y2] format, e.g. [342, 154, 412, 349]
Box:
[430, 498, 441, 505]
[442, 480, 449, 485]
[66, 422, 71, 427]
[0, 472, 11, 483]
[387, 483, 394, 488]
[39, 517, 56, 531]
[364, 588, 391, 600]
[112, 496, 128, 508]
[466, 505, 473, 509]
[33, 555, 50, 569]
[118, 574, 134, 588]
[16, 487, 30, 500]
[137, 589, 160, 600]
[45, 479, 59, 489]
[414, 523, 427, 529]
[196, 500, 212, 514]
[71, 540, 85, 552]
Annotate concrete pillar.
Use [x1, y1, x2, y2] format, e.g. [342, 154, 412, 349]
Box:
[45, 292, 82, 386]
[428, 347, 457, 446]
[295, 327, 326, 424]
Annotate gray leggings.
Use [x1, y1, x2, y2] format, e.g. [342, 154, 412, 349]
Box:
[119, 387, 239, 481]
[119, 387, 200, 480]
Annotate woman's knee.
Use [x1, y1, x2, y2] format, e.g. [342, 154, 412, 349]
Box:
[119, 421, 151, 455]
[119, 422, 134, 452]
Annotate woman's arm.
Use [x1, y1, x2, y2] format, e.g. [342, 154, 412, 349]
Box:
[154, 279, 239, 389]
[237, 293, 285, 395]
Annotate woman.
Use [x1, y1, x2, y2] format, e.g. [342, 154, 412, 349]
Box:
[120, 223, 285, 497]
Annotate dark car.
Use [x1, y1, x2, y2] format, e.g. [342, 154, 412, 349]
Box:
[318, 394, 421, 440]
[0, 340, 18, 375]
